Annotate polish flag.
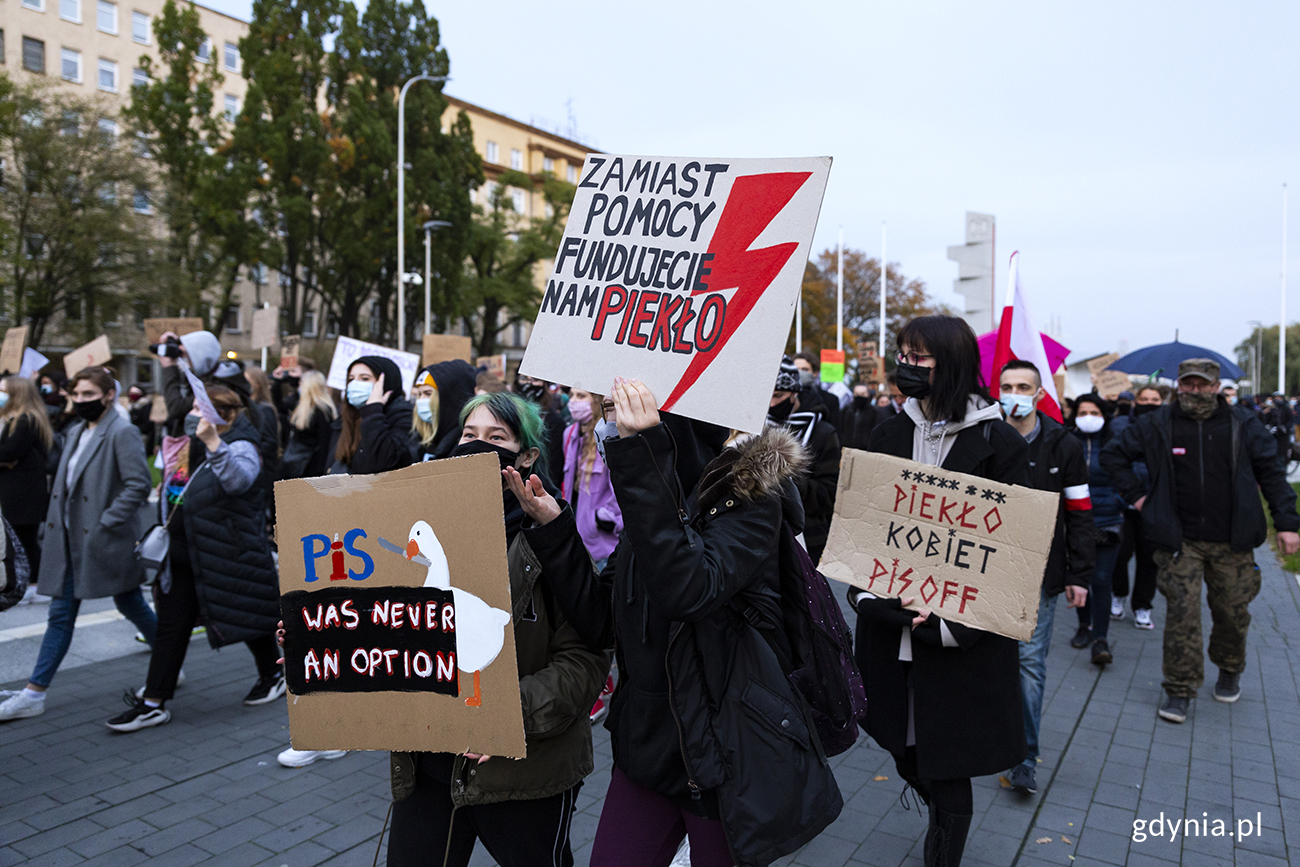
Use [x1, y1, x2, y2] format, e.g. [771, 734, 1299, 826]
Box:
[991, 252, 1063, 422]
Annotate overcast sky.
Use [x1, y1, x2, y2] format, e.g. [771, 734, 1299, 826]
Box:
[206, 0, 1299, 364]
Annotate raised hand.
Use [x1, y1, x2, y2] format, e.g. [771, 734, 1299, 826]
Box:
[612, 377, 660, 438]
[367, 373, 389, 405]
[503, 467, 562, 526]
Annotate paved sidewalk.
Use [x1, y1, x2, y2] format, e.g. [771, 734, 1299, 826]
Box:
[2, 544, 1298, 866]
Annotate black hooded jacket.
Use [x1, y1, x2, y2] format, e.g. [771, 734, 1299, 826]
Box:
[526, 420, 842, 867]
[412, 360, 477, 461]
[327, 356, 415, 475]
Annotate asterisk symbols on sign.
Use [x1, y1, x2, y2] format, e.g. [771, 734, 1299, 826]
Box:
[966, 485, 978, 496]
[981, 489, 996, 500]
[901, 470, 913, 481]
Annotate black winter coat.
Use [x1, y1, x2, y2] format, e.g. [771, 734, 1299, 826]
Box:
[1099, 400, 1300, 553]
[1027, 414, 1094, 596]
[526, 425, 842, 867]
[783, 412, 840, 565]
[0, 415, 50, 526]
[285, 407, 335, 479]
[855, 408, 1029, 780]
[838, 397, 878, 451]
[177, 415, 279, 647]
[328, 397, 416, 475]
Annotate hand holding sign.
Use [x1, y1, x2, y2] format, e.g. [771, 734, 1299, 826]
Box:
[612, 378, 660, 438]
[183, 366, 224, 425]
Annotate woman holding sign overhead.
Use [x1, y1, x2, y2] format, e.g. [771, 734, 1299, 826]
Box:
[386, 392, 609, 867]
[852, 315, 1030, 867]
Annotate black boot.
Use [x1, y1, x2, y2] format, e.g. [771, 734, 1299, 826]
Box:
[924, 805, 973, 867]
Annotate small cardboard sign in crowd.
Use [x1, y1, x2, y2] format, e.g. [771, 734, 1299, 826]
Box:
[819, 450, 1057, 642]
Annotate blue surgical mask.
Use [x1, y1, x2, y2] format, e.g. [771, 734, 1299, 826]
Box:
[40, 384, 54, 395]
[415, 397, 434, 423]
[346, 381, 372, 408]
[999, 394, 1035, 419]
[183, 414, 201, 436]
[0, 393, 8, 409]
[593, 418, 619, 463]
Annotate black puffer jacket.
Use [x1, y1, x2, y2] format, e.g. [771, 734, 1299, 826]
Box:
[1100, 398, 1300, 553]
[527, 424, 842, 867]
[178, 415, 279, 647]
[1028, 413, 1094, 596]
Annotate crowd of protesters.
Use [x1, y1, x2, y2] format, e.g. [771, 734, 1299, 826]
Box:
[0, 314, 1296, 867]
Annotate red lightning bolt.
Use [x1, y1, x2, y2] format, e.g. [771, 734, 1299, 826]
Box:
[659, 171, 811, 412]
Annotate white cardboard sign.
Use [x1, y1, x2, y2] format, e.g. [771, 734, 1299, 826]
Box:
[326, 337, 420, 396]
[519, 155, 832, 434]
[183, 366, 224, 425]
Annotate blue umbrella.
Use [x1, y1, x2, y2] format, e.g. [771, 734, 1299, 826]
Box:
[1106, 340, 1244, 380]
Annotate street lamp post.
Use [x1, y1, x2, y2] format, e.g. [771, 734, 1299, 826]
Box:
[397, 74, 449, 352]
[422, 219, 452, 336]
[1249, 320, 1263, 392]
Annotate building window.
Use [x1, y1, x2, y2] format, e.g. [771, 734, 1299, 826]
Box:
[512, 321, 523, 348]
[0, 31, 6, 66]
[484, 140, 498, 164]
[224, 94, 238, 122]
[567, 165, 577, 184]
[325, 315, 339, 338]
[22, 37, 45, 74]
[59, 110, 79, 135]
[223, 304, 241, 333]
[98, 182, 116, 204]
[60, 47, 81, 82]
[97, 118, 117, 141]
[21, 0, 43, 11]
[248, 263, 265, 284]
[98, 58, 117, 92]
[510, 148, 522, 170]
[132, 187, 150, 213]
[131, 65, 147, 87]
[61, 0, 81, 22]
[66, 295, 83, 321]
[223, 40, 237, 71]
[197, 37, 210, 63]
[302, 310, 317, 338]
[542, 156, 554, 173]
[484, 180, 498, 204]
[131, 11, 149, 43]
[510, 188, 526, 214]
[97, 0, 117, 34]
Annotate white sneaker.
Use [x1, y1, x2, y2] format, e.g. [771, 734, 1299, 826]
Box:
[135, 669, 185, 700]
[1110, 597, 1126, 620]
[277, 747, 347, 768]
[1134, 609, 1155, 630]
[0, 691, 46, 721]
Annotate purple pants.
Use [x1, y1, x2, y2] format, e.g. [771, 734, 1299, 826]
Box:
[590, 768, 733, 867]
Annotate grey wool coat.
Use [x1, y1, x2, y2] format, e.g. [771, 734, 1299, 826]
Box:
[37, 408, 152, 599]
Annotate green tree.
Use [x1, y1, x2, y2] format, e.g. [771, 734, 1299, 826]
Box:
[788, 248, 956, 377]
[1235, 324, 1300, 395]
[123, 0, 258, 333]
[461, 170, 573, 357]
[0, 81, 154, 347]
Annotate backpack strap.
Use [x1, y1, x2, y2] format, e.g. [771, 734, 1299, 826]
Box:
[983, 419, 993, 442]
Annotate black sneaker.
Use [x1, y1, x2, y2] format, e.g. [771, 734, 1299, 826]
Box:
[1006, 763, 1037, 794]
[1070, 625, 1092, 649]
[1091, 638, 1112, 667]
[1158, 694, 1190, 724]
[106, 692, 171, 732]
[244, 671, 286, 706]
[1214, 670, 1242, 703]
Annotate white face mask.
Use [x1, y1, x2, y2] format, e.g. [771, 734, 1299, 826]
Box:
[593, 418, 619, 463]
[1075, 415, 1105, 434]
[346, 381, 372, 408]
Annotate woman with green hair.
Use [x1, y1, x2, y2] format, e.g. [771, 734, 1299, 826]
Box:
[386, 390, 609, 867]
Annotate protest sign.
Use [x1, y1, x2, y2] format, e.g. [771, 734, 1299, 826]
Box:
[820, 349, 845, 384]
[251, 306, 280, 349]
[477, 354, 507, 382]
[1095, 370, 1131, 400]
[519, 155, 832, 434]
[326, 336, 420, 395]
[274, 453, 525, 756]
[1086, 352, 1121, 376]
[0, 326, 28, 375]
[279, 334, 301, 370]
[422, 334, 473, 367]
[818, 449, 1057, 642]
[858, 340, 886, 385]
[183, 367, 224, 424]
[143, 318, 204, 346]
[63, 335, 112, 379]
[20, 347, 49, 378]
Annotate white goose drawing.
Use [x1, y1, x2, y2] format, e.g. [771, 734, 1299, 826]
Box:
[405, 520, 510, 707]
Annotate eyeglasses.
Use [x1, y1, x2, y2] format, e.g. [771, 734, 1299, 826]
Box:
[896, 351, 934, 366]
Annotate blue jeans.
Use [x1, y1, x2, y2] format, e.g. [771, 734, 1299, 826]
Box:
[1018, 588, 1058, 767]
[1076, 542, 1121, 641]
[30, 566, 158, 689]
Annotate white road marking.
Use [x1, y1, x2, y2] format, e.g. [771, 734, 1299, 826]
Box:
[0, 609, 125, 643]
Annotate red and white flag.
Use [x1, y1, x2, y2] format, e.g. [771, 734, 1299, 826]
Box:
[991, 251, 1063, 421]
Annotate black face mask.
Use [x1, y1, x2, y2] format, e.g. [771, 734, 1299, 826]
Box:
[1133, 403, 1160, 417]
[853, 395, 872, 410]
[895, 362, 933, 400]
[768, 396, 795, 423]
[450, 438, 522, 473]
[73, 399, 107, 422]
[517, 382, 546, 402]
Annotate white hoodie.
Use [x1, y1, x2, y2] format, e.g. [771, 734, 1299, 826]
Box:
[903, 395, 1004, 467]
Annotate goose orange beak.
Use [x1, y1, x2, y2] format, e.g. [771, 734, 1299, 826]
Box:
[405, 539, 420, 560]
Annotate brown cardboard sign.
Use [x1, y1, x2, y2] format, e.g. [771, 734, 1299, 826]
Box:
[1095, 370, 1131, 400]
[422, 334, 473, 367]
[818, 449, 1057, 642]
[1086, 353, 1121, 376]
[251, 306, 280, 349]
[143, 318, 204, 346]
[273, 454, 525, 756]
[0, 326, 28, 375]
[476, 354, 507, 382]
[279, 334, 301, 370]
[63, 335, 113, 379]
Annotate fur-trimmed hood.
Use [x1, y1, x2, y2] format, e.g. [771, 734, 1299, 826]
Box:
[695, 426, 809, 513]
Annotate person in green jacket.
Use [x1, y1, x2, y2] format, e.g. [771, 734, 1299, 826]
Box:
[387, 392, 610, 867]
